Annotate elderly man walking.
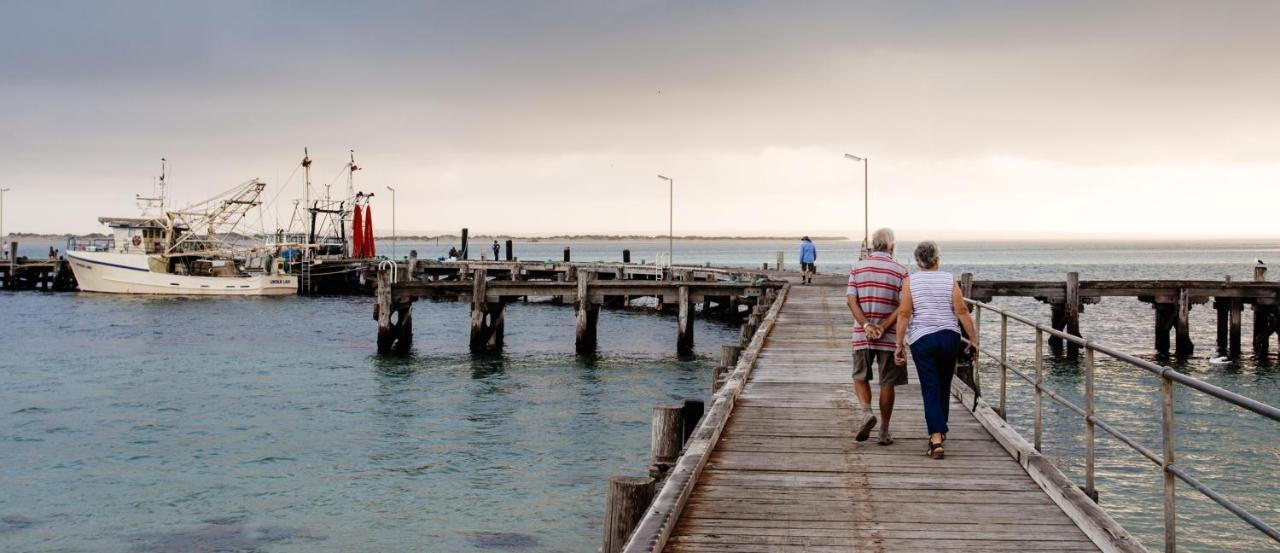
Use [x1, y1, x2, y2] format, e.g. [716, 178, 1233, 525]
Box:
[846, 228, 909, 445]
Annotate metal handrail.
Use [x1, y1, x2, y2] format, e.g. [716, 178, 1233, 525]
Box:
[965, 298, 1280, 552]
[378, 259, 399, 284]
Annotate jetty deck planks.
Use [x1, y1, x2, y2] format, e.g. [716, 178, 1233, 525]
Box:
[662, 284, 1100, 552]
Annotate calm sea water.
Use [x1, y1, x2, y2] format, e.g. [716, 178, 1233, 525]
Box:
[3, 238, 1279, 552]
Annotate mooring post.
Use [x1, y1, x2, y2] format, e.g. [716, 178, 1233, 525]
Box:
[505, 239, 513, 261]
[677, 283, 694, 355]
[1065, 271, 1081, 359]
[711, 366, 729, 393]
[375, 269, 393, 354]
[486, 301, 505, 350]
[460, 228, 469, 259]
[1176, 288, 1194, 357]
[563, 247, 571, 262]
[776, 251, 783, 271]
[6, 241, 16, 289]
[650, 404, 684, 477]
[721, 344, 742, 368]
[960, 272, 974, 301]
[622, 249, 630, 263]
[601, 475, 656, 553]
[575, 270, 598, 355]
[469, 269, 490, 353]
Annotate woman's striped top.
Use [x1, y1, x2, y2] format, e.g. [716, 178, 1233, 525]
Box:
[907, 270, 961, 344]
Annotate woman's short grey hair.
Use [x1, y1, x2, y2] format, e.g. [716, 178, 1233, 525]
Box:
[914, 241, 940, 269]
[871, 228, 895, 252]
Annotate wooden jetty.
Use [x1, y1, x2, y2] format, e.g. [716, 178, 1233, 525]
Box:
[614, 281, 1135, 553]
[1, 242, 76, 291]
[963, 267, 1280, 358]
[371, 258, 783, 355]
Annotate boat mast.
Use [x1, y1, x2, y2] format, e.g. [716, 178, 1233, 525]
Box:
[302, 148, 314, 248]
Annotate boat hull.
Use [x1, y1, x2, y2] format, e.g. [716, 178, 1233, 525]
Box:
[66, 252, 296, 296]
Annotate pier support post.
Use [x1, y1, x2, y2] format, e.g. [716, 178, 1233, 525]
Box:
[711, 365, 729, 393]
[1254, 305, 1276, 357]
[1176, 289, 1194, 357]
[721, 345, 742, 369]
[6, 242, 15, 289]
[1049, 303, 1066, 357]
[601, 475, 656, 553]
[677, 284, 694, 355]
[650, 404, 684, 477]
[374, 269, 413, 354]
[1154, 303, 1176, 356]
[469, 269, 504, 353]
[1230, 299, 1243, 358]
[1215, 298, 1230, 358]
[1065, 272, 1081, 359]
[681, 399, 704, 445]
[575, 270, 599, 355]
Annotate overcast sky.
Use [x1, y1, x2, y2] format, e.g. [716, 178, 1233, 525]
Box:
[3, 1, 1279, 238]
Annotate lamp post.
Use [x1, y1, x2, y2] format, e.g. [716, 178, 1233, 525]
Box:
[385, 186, 396, 259]
[844, 154, 868, 257]
[0, 188, 9, 258]
[657, 175, 673, 266]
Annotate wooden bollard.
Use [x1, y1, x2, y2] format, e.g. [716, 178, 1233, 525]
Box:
[762, 262, 769, 271]
[776, 251, 783, 271]
[505, 239, 513, 261]
[721, 345, 742, 369]
[1256, 265, 1268, 282]
[563, 247, 571, 262]
[602, 475, 656, 553]
[712, 365, 729, 393]
[622, 249, 631, 263]
[650, 404, 684, 474]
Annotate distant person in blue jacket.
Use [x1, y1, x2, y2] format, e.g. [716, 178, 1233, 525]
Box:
[799, 236, 818, 285]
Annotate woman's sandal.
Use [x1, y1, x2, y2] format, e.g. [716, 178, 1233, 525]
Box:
[927, 440, 945, 459]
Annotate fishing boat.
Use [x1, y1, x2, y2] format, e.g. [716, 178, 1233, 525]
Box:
[65, 161, 297, 295]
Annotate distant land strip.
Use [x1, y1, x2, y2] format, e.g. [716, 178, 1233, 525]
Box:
[8, 232, 850, 242]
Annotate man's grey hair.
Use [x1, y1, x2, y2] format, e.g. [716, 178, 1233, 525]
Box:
[870, 228, 895, 253]
[914, 240, 941, 269]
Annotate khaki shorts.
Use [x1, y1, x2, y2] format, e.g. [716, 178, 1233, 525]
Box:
[852, 349, 908, 386]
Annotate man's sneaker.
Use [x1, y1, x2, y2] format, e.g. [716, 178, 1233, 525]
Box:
[854, 410, 877, 442]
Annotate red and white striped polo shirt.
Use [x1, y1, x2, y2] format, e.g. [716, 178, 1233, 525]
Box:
[846, 251, 908, 351]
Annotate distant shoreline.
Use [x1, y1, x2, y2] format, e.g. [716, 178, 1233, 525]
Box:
[4, 232, 850, 242]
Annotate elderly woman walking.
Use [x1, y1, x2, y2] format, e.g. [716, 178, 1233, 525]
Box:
[893, 241, 978, 459]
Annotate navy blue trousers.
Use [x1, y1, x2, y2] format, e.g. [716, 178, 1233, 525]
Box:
[910, 330, 961, 436]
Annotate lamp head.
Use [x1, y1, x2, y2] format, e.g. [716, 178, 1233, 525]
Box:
[844, 153, 864, 162]
[657, 175, 671, 182]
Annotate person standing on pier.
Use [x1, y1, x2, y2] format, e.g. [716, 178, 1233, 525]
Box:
[799, 236, 818, 284]
[893, 241, 979, 459]
[846, 228, 908, 445]
[492, 240, 501, 261]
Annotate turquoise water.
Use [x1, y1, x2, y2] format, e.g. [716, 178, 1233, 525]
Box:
[3, 238, 1279, 551]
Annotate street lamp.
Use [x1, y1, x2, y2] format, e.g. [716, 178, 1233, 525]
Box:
[0, 188, 9, 259]
[844, 153, 869, 256]
[385, 186, 396, 259]
[657, 175, 673, 266]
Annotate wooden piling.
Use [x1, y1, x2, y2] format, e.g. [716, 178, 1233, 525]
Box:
[486, 301, 505, 350]
[1215, 298, 1229, 358]
[622, 249, 631, 263]
[1230, 299, 1243, 357]
[677, 284, 694, 355]
[776, 251, 783, 271]
[960, 272, 974, 300]
[576, 270, 599, 355]
[711, 365, 729, 393]
[721, 345, 742, 369]
[469, 269, 490, 352]
[563, 247, 571, 262]
[375, 269, 393, 354]
[601, 475, 655, 553]
[650, 404, 684, 476]
[1154, 303, 1176, 356]
[6, 242, 15, 289]
[1175, 288, 1193, 357]
[1065, 272, 1081, 358]
[505, 239, 513, 261]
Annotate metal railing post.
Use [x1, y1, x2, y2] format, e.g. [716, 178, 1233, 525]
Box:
[973, 306, 982, 376]
[1034, 328, 1044, 452]
[1000, 313, 1008, 420]
[1085, 346, 1097, 501]
[1162, 375, 1177, 553]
